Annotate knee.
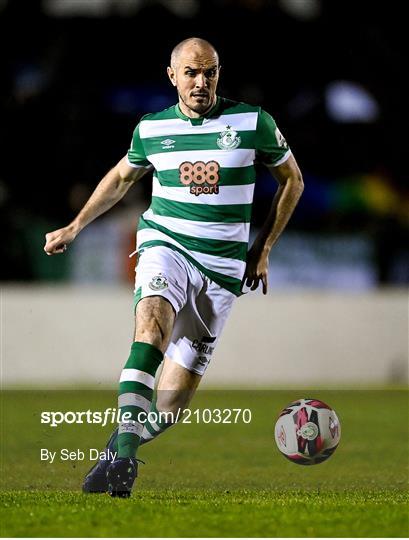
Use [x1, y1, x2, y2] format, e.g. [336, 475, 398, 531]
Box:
[134, 297, 175, 352]
[135, 319, 164, 351]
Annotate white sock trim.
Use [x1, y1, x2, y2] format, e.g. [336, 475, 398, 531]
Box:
[120, 368, 155, 389]
[118, 393, 151, 412]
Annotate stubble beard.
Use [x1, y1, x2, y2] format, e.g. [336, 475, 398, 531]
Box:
[179, 92, 215, 116]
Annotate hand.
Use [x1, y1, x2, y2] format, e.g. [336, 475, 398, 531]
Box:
[44, 224, 78, 255]
[242, 243, 269, 295]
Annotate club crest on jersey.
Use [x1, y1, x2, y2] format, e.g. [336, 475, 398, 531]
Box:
[148, 273, 168, 291]
[217, 125, 241, 150]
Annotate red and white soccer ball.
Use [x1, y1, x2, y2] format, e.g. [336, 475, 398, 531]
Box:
[274, 398, 341, 465]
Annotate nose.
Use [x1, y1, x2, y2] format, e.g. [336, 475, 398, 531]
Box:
[194, 73, 207, 88]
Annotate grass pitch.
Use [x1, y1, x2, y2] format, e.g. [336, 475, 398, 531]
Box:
[1, 389, 408, 537]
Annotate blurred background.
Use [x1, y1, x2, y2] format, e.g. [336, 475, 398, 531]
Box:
[1, 0, 408, 386]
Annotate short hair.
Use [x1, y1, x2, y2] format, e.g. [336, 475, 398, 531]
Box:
[170, 37, 219, 68]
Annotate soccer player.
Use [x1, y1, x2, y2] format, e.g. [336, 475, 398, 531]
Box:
[44, 37, 304, 497]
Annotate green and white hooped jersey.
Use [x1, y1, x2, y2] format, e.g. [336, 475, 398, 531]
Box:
[127, 97, 291, 296]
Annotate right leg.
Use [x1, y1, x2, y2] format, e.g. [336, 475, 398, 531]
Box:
[116, 295, 175, 459]
[107, 245, 197, 497]
[106, 295, 175, 497]
[83, 295, 175, 496]
[83, 246, 189, 495]
[85, 353, 201, 484]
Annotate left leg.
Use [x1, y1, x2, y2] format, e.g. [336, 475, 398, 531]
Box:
[139, 353, 202, 444]
[115, 273, 237, 449]
[139, 274, 236, 445]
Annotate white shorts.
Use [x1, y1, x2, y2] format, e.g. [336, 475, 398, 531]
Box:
[134, 245, 236, 376]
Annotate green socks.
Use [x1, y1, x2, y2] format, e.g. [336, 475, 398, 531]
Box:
[139, 397, 175, 444]
[111, 396, 174, 454]
[117, 342, 163, 458]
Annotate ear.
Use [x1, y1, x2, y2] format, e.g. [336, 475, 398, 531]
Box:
[167, 66, 177, 87]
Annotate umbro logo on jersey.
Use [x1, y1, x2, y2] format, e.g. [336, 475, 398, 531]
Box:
[161, 139, 175, 149]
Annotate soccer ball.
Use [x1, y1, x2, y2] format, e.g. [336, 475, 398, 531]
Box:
[274, 398, 341, 465]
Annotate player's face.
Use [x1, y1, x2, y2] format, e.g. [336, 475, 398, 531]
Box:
[168, 46, 220, 117]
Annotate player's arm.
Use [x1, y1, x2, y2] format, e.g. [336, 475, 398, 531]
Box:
[243, 154, 304, 293]
[44, 157, 149, 255]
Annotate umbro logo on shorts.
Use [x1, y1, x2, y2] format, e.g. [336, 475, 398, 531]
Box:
[178, 161, 220, 196]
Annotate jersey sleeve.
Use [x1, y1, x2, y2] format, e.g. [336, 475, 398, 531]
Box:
[255, 109, 292, 166]
[127, 123, 152, 168]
